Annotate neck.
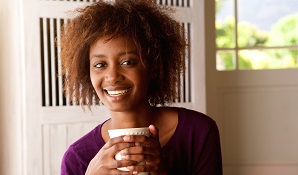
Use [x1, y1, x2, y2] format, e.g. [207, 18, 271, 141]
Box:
[107, 105, 158, 129]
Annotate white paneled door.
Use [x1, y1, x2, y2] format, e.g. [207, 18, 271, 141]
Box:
[205, 1, 298, 175]
[22, 0, 205, 174]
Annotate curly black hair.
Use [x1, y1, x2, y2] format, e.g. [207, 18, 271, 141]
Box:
[60, 0, 186, 108]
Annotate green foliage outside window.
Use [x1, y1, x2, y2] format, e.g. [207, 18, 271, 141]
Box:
[216, 14, 298, 70]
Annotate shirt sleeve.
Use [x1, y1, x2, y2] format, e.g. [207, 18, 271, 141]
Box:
[193, 123, 223, 175]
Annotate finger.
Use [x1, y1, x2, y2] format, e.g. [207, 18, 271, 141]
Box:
[149, 125, 159, 140]
[101, 141, 137, 158]
[123, 135, 147, 143]
[103, 135, 140, 151]
[126, 162, 158, 174]
[111, 142, 138, 156]
[126, 164, 146, 173]
[123, 134, 159, 147]
[109, 159, 138, 169]
[102, 136, 126, 149]
[121, 153, 159, 165]
[97, 165, 132, 175]
[109, 168, 132, 175]
[120, 145, 159, 157]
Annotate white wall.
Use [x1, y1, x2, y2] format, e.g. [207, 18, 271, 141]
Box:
[0, 0, 24, 174]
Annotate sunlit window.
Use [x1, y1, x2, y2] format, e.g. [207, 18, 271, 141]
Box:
[216, 0, 298, 70]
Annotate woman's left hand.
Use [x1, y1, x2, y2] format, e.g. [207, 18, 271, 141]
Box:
[119, 125, 168, 175]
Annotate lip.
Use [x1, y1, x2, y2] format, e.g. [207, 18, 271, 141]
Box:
[104, 86, 132, 91]
[103, 87, 132, 98]
[106, 88, 131, 96]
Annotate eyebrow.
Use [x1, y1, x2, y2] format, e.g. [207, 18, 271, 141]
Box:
[119, 51, 138, 56]
[90, 51, 138, 60]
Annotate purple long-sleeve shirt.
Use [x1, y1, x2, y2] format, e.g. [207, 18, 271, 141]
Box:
[61, 107, 222, 175]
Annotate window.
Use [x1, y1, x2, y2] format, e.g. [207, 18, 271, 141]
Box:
[216, 0, 298, 70]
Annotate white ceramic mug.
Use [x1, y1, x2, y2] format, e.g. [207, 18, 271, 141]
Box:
[108, 127, 150, 175]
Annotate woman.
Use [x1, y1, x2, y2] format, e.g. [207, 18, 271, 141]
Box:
[60, 0, 222, 174]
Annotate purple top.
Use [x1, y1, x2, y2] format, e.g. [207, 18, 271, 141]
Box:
[61, 107, 222, 175]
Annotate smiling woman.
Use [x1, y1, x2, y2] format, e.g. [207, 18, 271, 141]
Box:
[60, 0, 222, 175]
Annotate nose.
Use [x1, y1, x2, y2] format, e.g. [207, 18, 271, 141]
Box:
[104, 65, 124, 84]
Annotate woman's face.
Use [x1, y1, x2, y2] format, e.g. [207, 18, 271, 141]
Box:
[89, 37, 150, 112]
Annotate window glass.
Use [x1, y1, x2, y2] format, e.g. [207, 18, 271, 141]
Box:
[216, 50, 236, 70]
[216, 0, 298, 70]
[216, 0, 235, 49]
[238, 0, 298, 48]
[239, 49, 298, 70]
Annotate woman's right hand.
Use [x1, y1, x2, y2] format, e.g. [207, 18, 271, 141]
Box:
[85, 136, 138, 175]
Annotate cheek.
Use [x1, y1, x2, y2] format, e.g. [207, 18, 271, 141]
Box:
[90, 71, 99, 88]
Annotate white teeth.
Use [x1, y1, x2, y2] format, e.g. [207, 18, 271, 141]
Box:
[106, 89, 130, 96]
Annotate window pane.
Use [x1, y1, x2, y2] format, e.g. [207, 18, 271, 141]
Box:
[216, 50, 236, 71]
[216, 0, 235, 48]
[238, 0, 298, 47]
[238, 49, 298, 70]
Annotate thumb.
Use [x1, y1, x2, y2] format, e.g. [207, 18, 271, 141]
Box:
[149, 125, 159, 140]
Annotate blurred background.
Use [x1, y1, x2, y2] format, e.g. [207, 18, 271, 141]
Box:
[1, 0, 298, 174]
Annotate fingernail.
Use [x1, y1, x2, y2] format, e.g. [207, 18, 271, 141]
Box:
[133, 171, 138, 174]
[121, 155, 125, 160]
[123, 135, 130, 141]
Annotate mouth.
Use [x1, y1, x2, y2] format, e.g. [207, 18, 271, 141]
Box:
[105, 88, 131, 97]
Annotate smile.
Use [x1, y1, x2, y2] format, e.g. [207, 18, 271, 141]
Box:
[106, 88, 131, 96]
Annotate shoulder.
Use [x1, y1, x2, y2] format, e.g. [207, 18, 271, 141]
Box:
[160, 106, 217, 133]
[172, 107, 220, 146]
[62, 124, 100, 160]
[177, 107, 216, 129]
[171, 107, 221, 155]
[160, 107, 222, 173]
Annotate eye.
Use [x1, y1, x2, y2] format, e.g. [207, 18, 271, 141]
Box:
[94, 62, 106, 68]
[121, 59, 137, 66]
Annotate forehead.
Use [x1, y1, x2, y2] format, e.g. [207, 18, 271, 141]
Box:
[91, 36, 137, 51]
[89, 36, 147, 67]
[89, 36, 141, 62]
